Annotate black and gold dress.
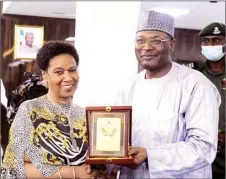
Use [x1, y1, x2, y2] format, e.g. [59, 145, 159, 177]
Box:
[1, 98, 88, 178]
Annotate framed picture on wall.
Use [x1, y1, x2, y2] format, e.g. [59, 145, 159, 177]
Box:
[14, 25, 44, 60]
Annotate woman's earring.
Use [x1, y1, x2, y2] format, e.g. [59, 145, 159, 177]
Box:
[43, 80, 48, 88]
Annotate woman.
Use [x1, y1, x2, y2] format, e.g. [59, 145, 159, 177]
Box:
[1, 41, 111, 179]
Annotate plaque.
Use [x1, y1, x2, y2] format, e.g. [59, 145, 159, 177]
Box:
[85, 106, 134, 164]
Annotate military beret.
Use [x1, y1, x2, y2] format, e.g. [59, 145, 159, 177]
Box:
[199, 22, 225, 36]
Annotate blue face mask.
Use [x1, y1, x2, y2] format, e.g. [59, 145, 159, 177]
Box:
[201, 45, 225, 61]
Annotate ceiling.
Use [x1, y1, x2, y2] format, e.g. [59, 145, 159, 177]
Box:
[140, 1, 225, 30]
[2, 1, 225, 30]
[2, 1, 77, 19]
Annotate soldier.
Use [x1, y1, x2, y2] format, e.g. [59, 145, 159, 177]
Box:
[199, 22, 225, 179]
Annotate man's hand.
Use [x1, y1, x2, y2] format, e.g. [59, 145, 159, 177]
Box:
[85, 164, 117, 179]
[125, 147, 148, 170]
[75, 164, 99, 178]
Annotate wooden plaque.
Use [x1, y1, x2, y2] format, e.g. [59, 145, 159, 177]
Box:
[85, 106, 134, 164]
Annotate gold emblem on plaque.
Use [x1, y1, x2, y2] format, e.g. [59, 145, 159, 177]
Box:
[101, 127, 117, 137]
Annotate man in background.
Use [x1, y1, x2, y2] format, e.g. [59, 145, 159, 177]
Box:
[20, 32, 39, 53]
[198, 22, 225, 179]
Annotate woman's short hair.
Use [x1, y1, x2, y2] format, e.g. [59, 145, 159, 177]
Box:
[36, 41, 79, 71]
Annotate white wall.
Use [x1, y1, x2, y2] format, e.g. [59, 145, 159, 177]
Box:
[73, 1, 140, 107]
[1, 79, 7, 107]
[2, 1, 12, 14]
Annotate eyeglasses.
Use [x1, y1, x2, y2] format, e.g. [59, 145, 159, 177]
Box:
[135, 38, 170, 48]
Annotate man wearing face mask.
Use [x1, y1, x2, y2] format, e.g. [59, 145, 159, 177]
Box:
[199, 22, 225, 179]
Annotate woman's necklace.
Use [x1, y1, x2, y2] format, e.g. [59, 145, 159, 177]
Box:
[46, 95, 79, 152]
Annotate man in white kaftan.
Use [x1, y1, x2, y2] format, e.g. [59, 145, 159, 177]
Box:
[113, 10, 221, 179]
